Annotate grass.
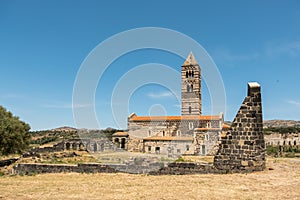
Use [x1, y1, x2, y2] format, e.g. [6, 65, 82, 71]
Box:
[0, 157, 300, 199]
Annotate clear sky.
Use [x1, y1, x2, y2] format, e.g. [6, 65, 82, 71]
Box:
[0, 0, 299, 130]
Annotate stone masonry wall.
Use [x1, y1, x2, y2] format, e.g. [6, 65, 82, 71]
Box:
[12, 162, 219, 175]
[214, 82, 266, 172]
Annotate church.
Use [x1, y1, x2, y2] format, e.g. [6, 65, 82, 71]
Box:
[112, 52, 229, 157]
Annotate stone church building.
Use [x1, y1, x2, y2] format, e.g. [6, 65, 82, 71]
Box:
[113, 52, 229, 157]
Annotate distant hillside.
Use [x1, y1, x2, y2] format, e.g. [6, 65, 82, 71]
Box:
[51, 126, 78, 132]
[223, 120, 300, 129]
[30, 127, 124, 147]
[263, 120, 300, 128]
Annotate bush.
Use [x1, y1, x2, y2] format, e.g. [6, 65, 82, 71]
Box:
[266, 146, 279, 156]
[0, 106, 31, 155]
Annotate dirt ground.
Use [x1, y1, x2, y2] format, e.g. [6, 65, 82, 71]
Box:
[0, 157, 300, 200]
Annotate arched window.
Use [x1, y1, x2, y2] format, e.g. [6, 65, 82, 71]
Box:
[190, 84, 193, 92]
[186, 145, 190, 151]
[163, 131, 165, 136]
[192, 71, 194, 78]
[189, 71, 191, 77]
[294, 140, 297, 146]
[93, 143, 97, 151]
[189, 122, 193, 130]
[189, 106, 191, 114]
[187, 85, 189, 92]
[186, 71, 188, 78]
[121, 138, 126, 149]
[66, 143, 71, 150]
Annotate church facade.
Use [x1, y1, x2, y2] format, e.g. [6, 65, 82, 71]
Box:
[112, 52, 228, 157]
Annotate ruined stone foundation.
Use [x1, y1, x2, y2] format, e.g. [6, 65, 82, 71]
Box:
[214, 82, 265, 172]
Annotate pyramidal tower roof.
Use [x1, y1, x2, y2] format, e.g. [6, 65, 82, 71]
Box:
[182, 52, 198, 66]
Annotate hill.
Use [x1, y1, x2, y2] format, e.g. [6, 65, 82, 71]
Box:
[263, 120, 300, 128]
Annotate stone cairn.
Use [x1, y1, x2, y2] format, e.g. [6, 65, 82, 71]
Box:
[214, 82, 266, 172]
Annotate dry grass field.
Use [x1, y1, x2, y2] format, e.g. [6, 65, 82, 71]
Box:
[0, 157, 300, 200]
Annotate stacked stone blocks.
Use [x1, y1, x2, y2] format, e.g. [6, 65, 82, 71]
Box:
[214, 82, 266, 172]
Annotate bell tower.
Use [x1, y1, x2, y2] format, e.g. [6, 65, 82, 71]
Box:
[181, 52, 202, 116]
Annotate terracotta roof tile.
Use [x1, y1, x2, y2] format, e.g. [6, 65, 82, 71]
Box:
[194, 128, 221, 131]
[129, 115, 220, 122]
[143, 136, 193, 141]
[112, 132, 128, 137]
[222, 124, 231, 129]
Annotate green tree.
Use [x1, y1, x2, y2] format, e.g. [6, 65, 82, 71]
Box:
[0, 106, 31, 155]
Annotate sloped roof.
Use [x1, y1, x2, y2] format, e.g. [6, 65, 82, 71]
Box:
[182, 52, 198, 66]
[222, 124, 231, 129]
[129, 115, 221, 122]
[112, 132, 128, 137]
[143, 136, 193, 141]
[194, 128, 222, 131]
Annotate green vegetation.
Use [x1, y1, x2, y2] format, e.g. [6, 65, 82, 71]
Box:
[79, 128, 124, 140]
[264, 127, 300, 135]
[174, 156, 193, 162]
[30, 130, 79, 145]
[0, 106, 31, 155]
[30, 128, 124, 146]
[266, 145, 300, 157]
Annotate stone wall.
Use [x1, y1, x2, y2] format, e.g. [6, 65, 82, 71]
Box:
[143, 140, 193, 157]
[13, 163, 119, 175]
[127, 115, 222, 155]
[11, 162, 221, 175]
[0, 158, 19, 167]
[14, 161, 258, 175]
[31, 138, 118, 153]
[265, 133, 300, 146]
[149, 162, 216, 175]
[194, 130, 220, 155]
[214, 82, 266, 172]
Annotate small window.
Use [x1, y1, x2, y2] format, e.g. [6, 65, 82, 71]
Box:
[155, 147, 160, 154]
[189, 106, 192, 114]
[189, 122, 193, 130]
[186, 71, 188, 78]
[163, 131, 165, 136]
[187, 85, 189, 92]
[148, 130, 151, 136]
[205, 134, 209, 141]
[206, 122, 211, 128]
[190, 84, 193, 92]
[176, 130, 181, 136]
[202, 145, 206, 155]
[148, 146, 151, 152]
[186, 145, 190, 151]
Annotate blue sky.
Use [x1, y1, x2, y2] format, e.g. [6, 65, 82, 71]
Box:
[0, 0, 299, 130]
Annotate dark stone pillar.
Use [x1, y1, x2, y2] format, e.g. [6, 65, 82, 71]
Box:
[214, 82, 265, 172]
